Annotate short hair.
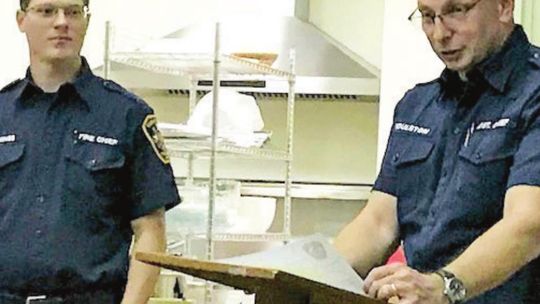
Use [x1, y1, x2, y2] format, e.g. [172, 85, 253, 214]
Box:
[20, 0, 90, 10]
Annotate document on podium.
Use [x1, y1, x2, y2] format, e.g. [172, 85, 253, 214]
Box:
[218, 234, 365, 295]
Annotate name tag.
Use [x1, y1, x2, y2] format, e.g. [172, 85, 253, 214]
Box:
[0, 134, 16, 144]
[475, 118, 511, 131]
[77, 132, 119, 146]
[394, 122, 431, 136]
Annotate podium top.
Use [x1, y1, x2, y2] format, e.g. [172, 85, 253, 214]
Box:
[136, 251, 383, 304]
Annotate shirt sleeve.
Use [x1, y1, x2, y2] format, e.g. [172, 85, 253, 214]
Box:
[507, 98, 540, 189]
[373, 99, 405, 196]
[372, 126, 399, 196]
[127, 106, 181, 220]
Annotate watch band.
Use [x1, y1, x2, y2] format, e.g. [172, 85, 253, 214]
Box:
[436, 269, 456, 280]
[435, 269, 466, 304]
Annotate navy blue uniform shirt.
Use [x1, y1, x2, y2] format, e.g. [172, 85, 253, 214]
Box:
[374, 26, 540, 304]
[0, 58, 180, 296]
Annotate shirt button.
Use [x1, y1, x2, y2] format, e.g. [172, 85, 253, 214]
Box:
[73, 129, 79, 135]
[36, 195, 45, 203]
[36, 230, 42, 236]
[534, 53, 539, 59]
[475, 152, 482, 160]
[453, 128, 460, 135]
[392, 153, 400, 163]
[90, 159, 97, 166]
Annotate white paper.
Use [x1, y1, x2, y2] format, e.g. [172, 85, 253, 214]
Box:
[218, 234, 365, 295]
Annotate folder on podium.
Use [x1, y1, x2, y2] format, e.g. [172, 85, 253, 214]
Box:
[136, 251, 383, 304]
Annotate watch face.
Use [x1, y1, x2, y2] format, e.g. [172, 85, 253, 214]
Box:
[449, 278, 467, 301]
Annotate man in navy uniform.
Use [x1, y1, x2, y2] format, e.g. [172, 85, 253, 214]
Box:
[0, 0, 180, 303]
[335, 0, 540, 303]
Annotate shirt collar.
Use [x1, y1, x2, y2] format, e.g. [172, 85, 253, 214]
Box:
[70, 56, 97, 109]
[440, 25, 530, 94]
[475, 25, 529, 93]
[14, 57, 95, 110]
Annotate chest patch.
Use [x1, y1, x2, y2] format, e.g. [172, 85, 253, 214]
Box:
[0, 134, 16, 144]
[475, 118, 511, 131]
[77, 132, 119, 146]
[394, 122, 431, 136]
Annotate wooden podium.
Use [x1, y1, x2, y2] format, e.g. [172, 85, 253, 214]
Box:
[136, 252, 383, 304]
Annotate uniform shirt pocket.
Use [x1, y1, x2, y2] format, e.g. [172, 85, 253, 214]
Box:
[393, 139, 435, 167]
[456, 129, 519, 220]
[65, 144, 126, 197]
[392, 138, 435, 218]
[0, 143, 25, 222]
[0, 144, 25, 169]
[458, 129, 518, 165]
[0, 144, 25, 191]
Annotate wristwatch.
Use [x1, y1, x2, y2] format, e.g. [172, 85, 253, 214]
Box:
[435, 269, 467, 304]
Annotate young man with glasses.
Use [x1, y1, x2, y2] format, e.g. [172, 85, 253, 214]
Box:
[0, 0, 181, 303]
[335, 0, 540, 303]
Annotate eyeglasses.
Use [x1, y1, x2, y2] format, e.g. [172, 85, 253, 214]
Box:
[408, 0, 484, 29]
[24, 4, 90, 20]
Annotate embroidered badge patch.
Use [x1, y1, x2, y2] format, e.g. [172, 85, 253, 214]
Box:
[394, 122, 431, 135]
[77, 132, 119, 146]
[475, 118, 511, 131]
[0, 134, 16, 144]
[142, 114, 170, 164]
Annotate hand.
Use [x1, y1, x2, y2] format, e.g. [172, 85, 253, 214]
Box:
[363, 263, 448, 304]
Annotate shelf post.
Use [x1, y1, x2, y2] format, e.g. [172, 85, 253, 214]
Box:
[186, 77, 198, 186]
[284, 49, 296, 237]
[189, 76, 198, 116]
[103, 21, 112, 79]
[204, 21, 222, 304]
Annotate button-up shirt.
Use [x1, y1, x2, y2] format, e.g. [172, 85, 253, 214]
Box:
[0, 58, 180, 295]
[374, 26, 540, 303]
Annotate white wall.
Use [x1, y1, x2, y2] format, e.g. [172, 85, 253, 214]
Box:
[140, 91, 379, 184]
[306, 0, 444, 170]
[309, 0, 385, 69]
[305, 0, 444, 169]
[0, 0, 294, 87]
[0, 1, 28, 86]
[377, 0, 444, 167]
[522, 0, 540, 45]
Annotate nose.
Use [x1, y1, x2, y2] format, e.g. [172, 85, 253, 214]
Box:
[52, 9, 69, 28]
[430, 17, 452, 42]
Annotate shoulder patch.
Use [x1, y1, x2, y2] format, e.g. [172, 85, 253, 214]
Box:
[0, 79, 22, 93]
[102, 79, 141, 102]
[142, 114, 170, 164]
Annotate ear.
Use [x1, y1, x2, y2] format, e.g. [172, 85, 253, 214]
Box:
[498, 0, 514, 23]
[85, 14, 91, 30]
[80, 14, 90, 39]
[16, 10, 26, 33]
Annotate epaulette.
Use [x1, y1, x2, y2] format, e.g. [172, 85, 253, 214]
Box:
[0, 79, 22, 94]
[397, 78, 441, 112]
[101, 79, 142, 102]
[529, 47, 540, 69]
[414, 78, 440, 88]
[401, 79, 440, 101]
